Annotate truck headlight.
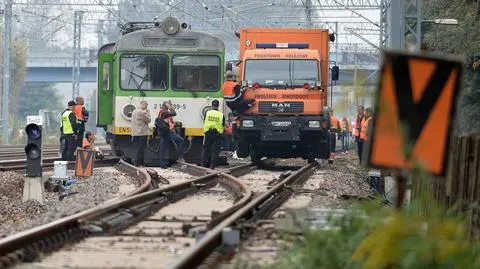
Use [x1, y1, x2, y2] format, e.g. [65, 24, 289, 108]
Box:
[309, 121, 320, 128]
[242, 120, 254, 127]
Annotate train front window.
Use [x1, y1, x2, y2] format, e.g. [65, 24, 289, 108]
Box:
[244, 59, 319, 88]
[172, 55, 220, 91]
[120, 55, 168, 90]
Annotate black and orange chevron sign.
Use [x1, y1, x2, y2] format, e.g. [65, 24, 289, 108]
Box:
[75, 149, 94, 177]
[367, 50, 463, 176]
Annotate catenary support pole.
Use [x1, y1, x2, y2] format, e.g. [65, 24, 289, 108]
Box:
[72, 10, 84, 100]
[2, 0, 13, 145]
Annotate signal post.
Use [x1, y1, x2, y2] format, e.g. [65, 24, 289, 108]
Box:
[23, 116, 45, 204]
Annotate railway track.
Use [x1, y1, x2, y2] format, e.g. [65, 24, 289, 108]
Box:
[0, 158, 317, 269]
[0, 156, 120, 171]
[0, 144, 110, 161]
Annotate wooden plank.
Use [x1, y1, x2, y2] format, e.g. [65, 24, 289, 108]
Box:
[446, 135, 460, 206]
[458, 136, 465, 204]
[450, 136, 462, 207]
[469, 136, 479, 202]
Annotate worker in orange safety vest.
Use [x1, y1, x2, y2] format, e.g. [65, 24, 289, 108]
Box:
[359, 107, 373, 164]
[74, 96, 89, 150]
[354, 105, 366, 161]
[329, 108, 340, 160]
[82, 131, 104, 159]
[341, 117, 352, 153]
[223, 71, 255, 116]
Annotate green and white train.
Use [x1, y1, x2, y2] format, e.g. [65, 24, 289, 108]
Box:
[96, 17, 226, 165]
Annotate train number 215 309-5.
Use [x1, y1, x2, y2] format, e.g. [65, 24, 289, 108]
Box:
[153, 103, 187, 110]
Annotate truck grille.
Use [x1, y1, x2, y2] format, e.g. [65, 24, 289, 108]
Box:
[258, 101, 304, 113]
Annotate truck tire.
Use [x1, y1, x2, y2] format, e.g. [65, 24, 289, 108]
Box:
[236, 139, 250, 158]
[250, 146, 262, 164]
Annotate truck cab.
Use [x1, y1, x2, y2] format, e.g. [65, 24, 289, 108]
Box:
[233, 28, 336, 163]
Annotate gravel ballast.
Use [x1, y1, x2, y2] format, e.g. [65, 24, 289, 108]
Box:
[0, 167, 139, 236]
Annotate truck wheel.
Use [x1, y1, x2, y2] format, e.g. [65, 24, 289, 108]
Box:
[250, 146, 261, 164]
[236, 140, 250, 158]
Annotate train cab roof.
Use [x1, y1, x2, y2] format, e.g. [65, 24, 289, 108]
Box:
[113, 19, 225, 53]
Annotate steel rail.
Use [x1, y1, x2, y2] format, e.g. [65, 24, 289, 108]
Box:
[0, 162, 254, 268]
[0, 159, 154, 267]
[167, 162, 317, 269]
[0, 156, 119, 171]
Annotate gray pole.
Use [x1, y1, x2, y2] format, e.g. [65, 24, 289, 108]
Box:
[97, 20, 104, 49]
[305, 0, 313, 28]
[2, 0, 12, 144]
[72, 10, 83, 100]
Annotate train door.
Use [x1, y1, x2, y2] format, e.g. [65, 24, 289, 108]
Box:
[97, 53, 113, 126]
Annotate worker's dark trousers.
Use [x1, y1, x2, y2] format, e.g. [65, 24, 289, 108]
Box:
[330, 131, 337, 154]
[201, 130, 223, 168]
[226, 99, 255, 115]
[358, 139, 364, 164]
[61, 134, 76, 161]
[132, 135, 148, 166]
[76, 123, 85, 148]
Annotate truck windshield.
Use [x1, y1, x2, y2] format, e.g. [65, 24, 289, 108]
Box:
[244, 59, 318, 88]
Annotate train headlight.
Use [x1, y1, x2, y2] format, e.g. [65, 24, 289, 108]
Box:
[122, 104, 136, 121]
[201, 106, 213, 120]
[308, 121, 321, 128]
[162, 17, 180, 35]
[242, 120, 254, 128]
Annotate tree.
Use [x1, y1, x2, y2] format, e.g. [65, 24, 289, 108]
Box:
[0, 36, 28, 117]
[16, 83, 62, 119]
[422, 0, 480, 133]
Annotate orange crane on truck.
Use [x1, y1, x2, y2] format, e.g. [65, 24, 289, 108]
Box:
[231, 28, 339, 163]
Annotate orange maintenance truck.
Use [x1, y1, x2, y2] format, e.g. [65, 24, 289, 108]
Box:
[233, 28, 339, 163]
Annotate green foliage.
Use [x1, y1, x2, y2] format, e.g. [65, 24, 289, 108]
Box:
[17, 83, 62, 119]
[422, 0, 480, 133]
[243, 198, 480, 269]
[228, 162, 480, 269]
[0, 34, 28, 116]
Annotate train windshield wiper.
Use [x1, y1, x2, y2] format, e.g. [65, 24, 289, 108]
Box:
[123, 68, 147, 95]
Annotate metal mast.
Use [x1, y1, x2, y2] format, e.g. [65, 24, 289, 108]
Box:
[388, 0, 422, 50]
[72, 10, 84, 100]
[305, 0, 313, 28]
[2, 0, 12, 144]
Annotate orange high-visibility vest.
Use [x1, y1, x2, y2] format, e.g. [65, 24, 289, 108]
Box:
[82, 138, 92, 149]
[223, 81, 238, 102]
[355, 115, 366, 137]
[330, 116, 339, 131]
[360, 117, 372, 140]
[74, 105, 84, 121]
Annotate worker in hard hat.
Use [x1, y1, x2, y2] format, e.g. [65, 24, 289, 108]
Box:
[223, 71, 256, 116]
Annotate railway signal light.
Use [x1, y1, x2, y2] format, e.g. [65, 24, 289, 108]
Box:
[331, 66, 339, 81]
[25, 123, 42, 177]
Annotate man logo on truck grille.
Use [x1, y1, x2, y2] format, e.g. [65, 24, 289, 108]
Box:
[272, 103, 291, 112]
[271, 103, 291, 108]
[259, 101, 304, 113]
